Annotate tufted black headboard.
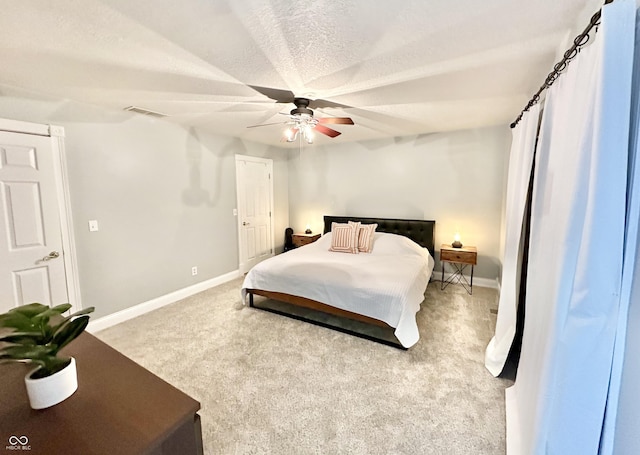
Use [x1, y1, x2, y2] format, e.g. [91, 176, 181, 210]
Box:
[323, 215, 436, 257]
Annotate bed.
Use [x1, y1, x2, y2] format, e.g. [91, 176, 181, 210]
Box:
[241, 216, 436, 349]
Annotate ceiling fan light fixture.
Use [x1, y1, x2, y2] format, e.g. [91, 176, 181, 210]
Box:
[285, 127, 298, 142]
[248, 96, 353, 143]
[303, 124, 315, 143]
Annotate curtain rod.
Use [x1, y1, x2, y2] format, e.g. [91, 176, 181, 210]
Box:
[510, 0, 615, 128]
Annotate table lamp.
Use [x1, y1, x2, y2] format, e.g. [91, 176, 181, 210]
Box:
[451, 232, 463, 248]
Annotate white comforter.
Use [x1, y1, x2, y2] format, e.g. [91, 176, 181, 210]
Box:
[241, 232, 434, 348]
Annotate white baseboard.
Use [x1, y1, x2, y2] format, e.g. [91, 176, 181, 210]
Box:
[88, 269, 241, 333]
[434, 271, 499, 290]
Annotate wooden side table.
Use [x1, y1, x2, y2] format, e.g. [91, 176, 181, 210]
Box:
[292, 233, 321, 247]
[440, 244, 477, 294]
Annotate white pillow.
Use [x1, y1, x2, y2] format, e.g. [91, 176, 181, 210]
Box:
[329, 222, 360, 254]
[369, 232, 426, 257]
[350, 221, 377, 253]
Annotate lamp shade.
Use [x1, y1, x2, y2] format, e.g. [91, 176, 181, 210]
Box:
[452, 232, 463, 248]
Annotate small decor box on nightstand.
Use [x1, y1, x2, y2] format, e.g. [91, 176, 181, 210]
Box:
[440, 244, 477, 294]
[292, 233, 321, 247]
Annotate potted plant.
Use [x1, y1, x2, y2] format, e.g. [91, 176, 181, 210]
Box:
[0, 303, 95, 409]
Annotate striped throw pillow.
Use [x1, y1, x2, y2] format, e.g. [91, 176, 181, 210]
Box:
[329, 222, 360, 254]
[351, 222, 378, 253]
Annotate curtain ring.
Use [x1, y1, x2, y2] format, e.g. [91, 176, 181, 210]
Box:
[545, 73, 554, 86]
[564, 48, 578, 62]
[574, 33, 590, 48]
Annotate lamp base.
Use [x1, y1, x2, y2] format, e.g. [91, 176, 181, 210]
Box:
[451, 240, 463, 248]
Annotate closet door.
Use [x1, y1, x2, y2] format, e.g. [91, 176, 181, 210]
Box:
[235, 155, 274, 273]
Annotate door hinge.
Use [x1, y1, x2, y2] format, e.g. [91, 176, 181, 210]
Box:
[269, 211, 272, 217]
[268, 173, 271, 179]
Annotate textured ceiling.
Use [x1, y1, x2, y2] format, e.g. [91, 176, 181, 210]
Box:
[0, 0, 602, 147]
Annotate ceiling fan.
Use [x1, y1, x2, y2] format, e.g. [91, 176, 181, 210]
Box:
[246, 86, 354, 143]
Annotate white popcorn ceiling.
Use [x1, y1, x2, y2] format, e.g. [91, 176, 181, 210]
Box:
[0, 0, 603, 147]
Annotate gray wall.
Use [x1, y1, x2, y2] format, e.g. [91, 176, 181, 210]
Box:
[287, 126, 511, 280]
[0, 93, 506, 320]
[0, 97, 288, 319]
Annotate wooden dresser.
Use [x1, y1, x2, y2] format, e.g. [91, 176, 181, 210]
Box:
[0, 333, 203, 455]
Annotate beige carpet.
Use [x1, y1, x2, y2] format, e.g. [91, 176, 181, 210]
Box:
[96, 278, 512, 454]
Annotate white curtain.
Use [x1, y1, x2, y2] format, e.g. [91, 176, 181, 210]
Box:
[600, 7, 640, 454]
[485, 104, 540, 377]
[505, 1, 635, 454]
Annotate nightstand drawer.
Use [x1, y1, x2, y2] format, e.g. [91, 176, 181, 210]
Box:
[292, 233, 321, 247]
[440, 248, 477, 265]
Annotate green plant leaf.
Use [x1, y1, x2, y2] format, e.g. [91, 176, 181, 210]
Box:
[0, 312, 36, 332]
[51, 316, 89, 353]
[0, 327, 41, 340]
[0, 344, 54, 360]
[49, 307, 94, 337]
[69, 307, 95, 318]
[32, 304, 71, 322]
[0, 334, 39, 345]
[49, 303, 72, 313]
[0, 341, 21, 356]
[8, 303, 50, 317]
[35, 315, 52, 342]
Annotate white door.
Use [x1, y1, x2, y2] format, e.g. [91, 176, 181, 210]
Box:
[0, 130, 69, 312]
[235, 155, 274, 273]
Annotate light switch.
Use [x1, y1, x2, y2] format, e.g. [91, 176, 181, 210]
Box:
[88, 220, 99, 232]
[233, 208, 238, 216]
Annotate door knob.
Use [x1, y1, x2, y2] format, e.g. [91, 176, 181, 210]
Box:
[41, 251, 60, 261]
[242, 221, 250, 226]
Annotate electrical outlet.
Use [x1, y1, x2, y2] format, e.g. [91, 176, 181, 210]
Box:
[191, 266, 198, 276]
[88, 220, 99, 232]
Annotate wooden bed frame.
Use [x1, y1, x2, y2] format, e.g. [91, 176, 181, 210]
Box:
[246, 215, 436, 348]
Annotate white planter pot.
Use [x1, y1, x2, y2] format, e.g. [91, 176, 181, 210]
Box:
[24, 357, 78, 410]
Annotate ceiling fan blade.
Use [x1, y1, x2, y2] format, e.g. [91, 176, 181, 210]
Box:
[248, 85, 296, 103]
[246, 121, 285, 129]
[318, 117, 354, 125]
[315, 124, 341, 138]
[308, 99, 352, 109]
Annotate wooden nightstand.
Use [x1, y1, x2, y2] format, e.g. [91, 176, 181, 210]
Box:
[440, 244, 477, 294]
[292, 233, 321, 247]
